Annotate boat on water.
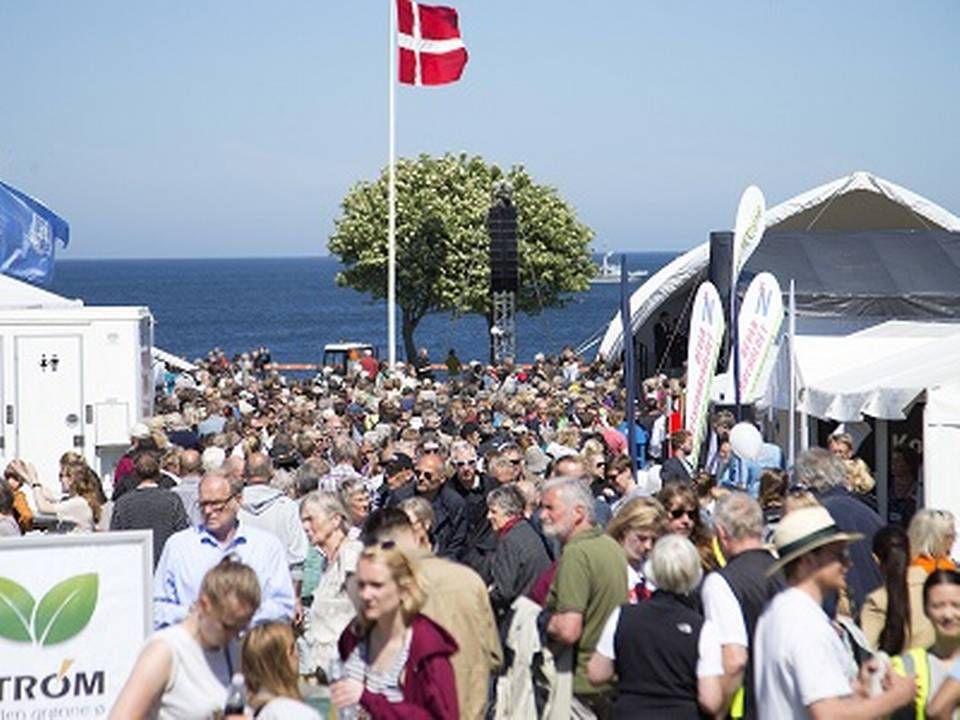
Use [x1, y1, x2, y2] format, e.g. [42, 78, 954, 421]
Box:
[591, 252, 648, 284]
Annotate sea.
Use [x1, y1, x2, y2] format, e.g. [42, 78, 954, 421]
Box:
[50, 252, 678, 366]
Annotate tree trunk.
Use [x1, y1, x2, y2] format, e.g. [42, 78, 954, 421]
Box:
[401, 309, 419, 364]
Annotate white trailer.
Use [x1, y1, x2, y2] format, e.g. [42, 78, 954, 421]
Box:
[0, 273, 153, 491]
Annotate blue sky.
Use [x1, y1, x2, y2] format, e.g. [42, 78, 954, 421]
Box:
[0, 1, 957, 258]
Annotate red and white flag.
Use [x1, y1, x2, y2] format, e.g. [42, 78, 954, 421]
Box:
[397, 0, 468, 86]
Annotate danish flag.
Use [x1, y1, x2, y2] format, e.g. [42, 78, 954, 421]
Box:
[397, 0, 468, 86]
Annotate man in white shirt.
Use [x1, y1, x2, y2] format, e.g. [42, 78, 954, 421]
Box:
[701, 492, 783, 719]
[753, 506, 914, 719]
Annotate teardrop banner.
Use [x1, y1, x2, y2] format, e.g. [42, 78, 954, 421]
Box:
[732, 185, 766, 282]
[737, 271, 785, 402]
[684, 281, 726, 461]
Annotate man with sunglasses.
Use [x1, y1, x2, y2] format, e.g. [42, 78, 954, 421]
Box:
[450, 441, 497, 580]
[387, 452, 466, 560]
[153, 471, 295, 630]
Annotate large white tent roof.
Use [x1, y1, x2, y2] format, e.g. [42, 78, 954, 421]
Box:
[791, 321, 960, 421]
[598, 171, 960, 359]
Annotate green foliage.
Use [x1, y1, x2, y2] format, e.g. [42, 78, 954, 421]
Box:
[327, 153, 594, 358]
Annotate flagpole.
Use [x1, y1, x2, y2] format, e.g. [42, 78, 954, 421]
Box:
[387, 0, 398, 368]
[788, 278, 797, 468]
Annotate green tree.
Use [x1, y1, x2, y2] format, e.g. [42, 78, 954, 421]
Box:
[328, 153, 595, 361]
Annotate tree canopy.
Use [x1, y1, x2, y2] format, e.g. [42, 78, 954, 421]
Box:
[328, 153, 595, 361]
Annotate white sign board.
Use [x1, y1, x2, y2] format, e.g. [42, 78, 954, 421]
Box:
[0, 531, 152, 717]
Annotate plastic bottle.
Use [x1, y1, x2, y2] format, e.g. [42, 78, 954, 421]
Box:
[223, 672, 246, 716]
[327, 658, 359, 720]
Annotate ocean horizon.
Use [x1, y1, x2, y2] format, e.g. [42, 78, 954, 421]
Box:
[50, 253, 679, 365]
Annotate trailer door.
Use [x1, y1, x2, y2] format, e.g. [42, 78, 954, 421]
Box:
[15, 335, 83, 487]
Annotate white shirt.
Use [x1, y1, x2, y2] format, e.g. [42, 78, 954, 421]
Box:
[701, 572, 748, 647]
[256, 697, 322, 720]
[753, 587, 857, 719]
[152, 624, 232, 720]
[595, 606, 724, 678]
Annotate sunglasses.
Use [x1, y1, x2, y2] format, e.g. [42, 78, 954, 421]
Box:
[198, 494, 237, 512]
[453, 459, 476, 467]
[414, 469, 434, 482]
[669, 507, 698, 520]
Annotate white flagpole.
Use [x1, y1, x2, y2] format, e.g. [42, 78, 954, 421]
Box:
[788, 278, 797, 468]
[387, 0, 398, 368]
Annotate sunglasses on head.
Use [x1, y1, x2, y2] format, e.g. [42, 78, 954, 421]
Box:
[669, 507, 697, 520]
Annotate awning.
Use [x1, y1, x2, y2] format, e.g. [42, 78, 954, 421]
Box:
[790, 321, 960, 421]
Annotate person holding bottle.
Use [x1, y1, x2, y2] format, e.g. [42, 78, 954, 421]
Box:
[331, 542, 458, 719]
[110, 558, 260, 719]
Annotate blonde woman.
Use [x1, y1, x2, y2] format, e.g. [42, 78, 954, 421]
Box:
[110, 559, 261, 719]
[241, 622, 321, 719]
[908, 509, 957, 574]
[332, 543, 459, 719]
[607, 497, 666, 603]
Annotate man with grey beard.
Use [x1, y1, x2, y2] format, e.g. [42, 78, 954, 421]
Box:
[541, 477, 627, 719]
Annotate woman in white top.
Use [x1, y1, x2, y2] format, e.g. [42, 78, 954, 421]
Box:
[110, 558, 261, 720]
[241, 621, 321, 719]
[299, 491, 363, 677]
[16, 457, 100, 533]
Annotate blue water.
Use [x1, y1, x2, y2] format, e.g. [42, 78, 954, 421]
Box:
[49, 253, 677, 364]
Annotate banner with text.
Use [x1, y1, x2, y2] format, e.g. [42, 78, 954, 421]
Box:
[685, 281, 726, 460]
[737, 272, 785, 403]
[0, 531, 152, 717]
[732, 185, 766, 282]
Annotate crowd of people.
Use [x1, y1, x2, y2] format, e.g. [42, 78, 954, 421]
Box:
[0, 343, 956, 719]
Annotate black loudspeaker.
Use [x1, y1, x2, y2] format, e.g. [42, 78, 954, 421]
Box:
[488, 203, 518, 292]
[708, 230, 734, 316]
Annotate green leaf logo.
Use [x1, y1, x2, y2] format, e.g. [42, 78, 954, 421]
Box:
[0, 577, 36, 642]
[0, 574, 98, 646]
[34, 574, 98, 646]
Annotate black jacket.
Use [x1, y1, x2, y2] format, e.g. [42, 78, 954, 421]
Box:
[388, 481, 468, 560]
[489, 518, 552, 617]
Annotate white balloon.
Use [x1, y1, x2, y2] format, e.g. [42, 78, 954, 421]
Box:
[729, 422, 763, 461]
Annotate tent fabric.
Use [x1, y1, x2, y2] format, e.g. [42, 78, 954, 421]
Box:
[0, 271, 81, 309]
[598, 171, 960, 359]
[741, 230, 960, 320]
[152, 346, 198, 373]
[779, 321, 960, 422]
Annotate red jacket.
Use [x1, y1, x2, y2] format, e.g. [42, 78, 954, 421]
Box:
[338, 614, 459, 720]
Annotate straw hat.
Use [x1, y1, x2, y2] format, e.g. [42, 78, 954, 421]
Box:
[768, 506, 863, 574]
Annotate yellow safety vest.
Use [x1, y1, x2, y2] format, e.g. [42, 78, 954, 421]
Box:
[891, 647, 931, 720]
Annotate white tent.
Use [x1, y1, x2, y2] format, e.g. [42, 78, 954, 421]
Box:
[759, 320, 960, 515]
[598, 171, 960, 359]
[0, 271, 82, 309]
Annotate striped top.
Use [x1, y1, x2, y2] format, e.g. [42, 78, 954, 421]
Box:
[343, 628, 413, 703]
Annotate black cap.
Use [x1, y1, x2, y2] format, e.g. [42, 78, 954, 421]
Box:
[384, 453, 413, 476]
